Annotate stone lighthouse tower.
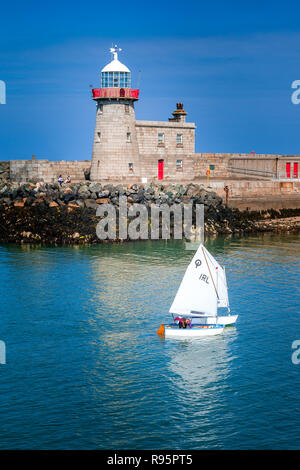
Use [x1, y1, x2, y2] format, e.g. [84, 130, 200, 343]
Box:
[90, 46, 140, 181]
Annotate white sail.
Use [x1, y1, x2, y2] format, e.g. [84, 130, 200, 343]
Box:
[202, 246, 229, 309]
[169, 244, 218, 316]
[169, 244, 230, 317]
[217, 267, 229, 308]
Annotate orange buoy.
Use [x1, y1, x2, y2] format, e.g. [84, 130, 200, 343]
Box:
[157, 323, 165, 336]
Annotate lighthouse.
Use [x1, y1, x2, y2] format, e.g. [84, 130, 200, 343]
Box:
[90, 46, 140, 181]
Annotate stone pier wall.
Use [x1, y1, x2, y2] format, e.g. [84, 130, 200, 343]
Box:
[10, 160, 90, 183]
[7, 153, 300, 191]
[207, 180, 300, 197]
[194, 153, 300, 180]
[206, 180, 300, 210]
[0, 161, 10, 183]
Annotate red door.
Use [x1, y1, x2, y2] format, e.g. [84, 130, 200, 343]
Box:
[158, 159, 164, 180]
[286, 162, 291, 178]
[293, 162, 298, 178]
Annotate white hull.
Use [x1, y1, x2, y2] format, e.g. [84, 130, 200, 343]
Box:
[165, 325, 224, 338]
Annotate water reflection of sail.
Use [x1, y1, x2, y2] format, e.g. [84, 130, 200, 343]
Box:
[166, 335, 237, 449]
[168, 332, 236, 401]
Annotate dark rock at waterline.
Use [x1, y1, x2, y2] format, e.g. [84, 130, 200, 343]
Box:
[0, 180, 300, 244]
[63, 193, 75, 203]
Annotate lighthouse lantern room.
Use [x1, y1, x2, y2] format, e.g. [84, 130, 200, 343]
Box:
[101, 46, 131, 88]
[92, 46, 139, 100]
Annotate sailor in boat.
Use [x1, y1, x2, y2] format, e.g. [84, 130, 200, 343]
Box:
[175, 317, 191, 329]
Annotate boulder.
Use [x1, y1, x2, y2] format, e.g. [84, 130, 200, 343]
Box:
[64, 193, 75, 203]
[63, 187, 73, 194]
[0, 185, 8, 195]
[96, 198, 110, 204]
[89, 182, 102, 194]
[75, 199, 85, 208]
[68, 202, 80, 210]
[97, 189, 110, 198]
[78, 185, 90, 197]
[14, 200, 25, 208]
[84, 199, 98, 210]
[103, 184, 114, 194]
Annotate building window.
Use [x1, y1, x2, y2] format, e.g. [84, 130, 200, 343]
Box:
[158, 132, 164, 144]
[97, 132, 101, 142]
[125, 104, 129, 114]
[128, 163, 133, 172]
[126, 132, 131, 142]
[176, 159, 183, 170]
[98, 104, 103, 114]
[176, 133, 183, 145]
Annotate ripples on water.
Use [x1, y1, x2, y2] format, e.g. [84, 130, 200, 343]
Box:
[0, 234, 299, 449]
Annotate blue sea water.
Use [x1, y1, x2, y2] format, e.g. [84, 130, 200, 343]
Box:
[0, 234, 299, 450]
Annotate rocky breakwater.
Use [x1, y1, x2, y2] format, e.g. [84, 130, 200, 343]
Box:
[0, 180, 299, 244]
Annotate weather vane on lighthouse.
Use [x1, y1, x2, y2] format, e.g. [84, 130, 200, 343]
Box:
[110, 45, 122, 60]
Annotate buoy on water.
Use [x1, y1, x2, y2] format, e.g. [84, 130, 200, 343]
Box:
[157, 323, 165, 336]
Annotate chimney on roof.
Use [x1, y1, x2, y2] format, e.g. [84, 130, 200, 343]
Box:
[169, 102, 187, 122]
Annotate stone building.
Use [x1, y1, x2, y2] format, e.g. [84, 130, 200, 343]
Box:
[90, 46, 196, 182]
[8, 45, 300, 193]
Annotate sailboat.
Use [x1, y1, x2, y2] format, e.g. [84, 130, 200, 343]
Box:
[157, 244, 238, 338]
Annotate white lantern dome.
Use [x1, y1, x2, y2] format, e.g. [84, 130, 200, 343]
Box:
[101, 46, 131, 88]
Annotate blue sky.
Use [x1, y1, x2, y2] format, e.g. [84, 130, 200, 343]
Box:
[0, 0, 300, 160]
